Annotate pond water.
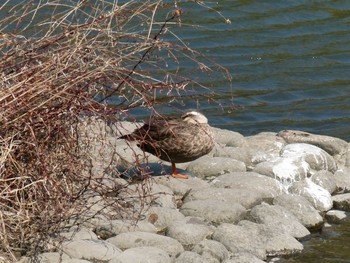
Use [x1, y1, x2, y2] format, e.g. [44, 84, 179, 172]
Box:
[148, 0, 350, 141]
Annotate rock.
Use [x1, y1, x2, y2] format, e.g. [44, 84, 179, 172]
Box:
[277, 130, 348, 156]
[153, 176, 209, 197]
[184, 187, 266, 209]
[333, 168, 350, 193]
[214, 147, 271, 170]
[253, 157, 309, 186]
[127, 182, 176, 209]
[186, 156, 246, 179]
[289, 178, 333, 212]
[325, 210, 350, 224]
[212, 127, 246, 147]
[273, 194, 323, 230]
[167, 217, 215, 249]
[180, 199, 247, 224]
[62, 239, 121, 261]
[237, 220, 304, 257]
[94, 219, 157, 239]
[192, 240, 229, 263]
[332, 193, 350, 211]
[109, 247, 171, 263]
[264, 232, 303, 257]
[174, 251, 206, 263]
[310, 170, 337, 194]
[223, 252, 265, 263]
[281, 143, 337, 173]
[243, 133, 286, 155]
[249, 203, 310, 239]
[60, 226, 98, 241]
[16, 253, 90, 263]
[144, 207, 185, 231]
[211, 172, 283, 200]
[107, 231, 184, 257]
[212, 223, 266, 260]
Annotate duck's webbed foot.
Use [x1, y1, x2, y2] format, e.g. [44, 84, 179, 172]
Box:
[171, 163, 189, 179]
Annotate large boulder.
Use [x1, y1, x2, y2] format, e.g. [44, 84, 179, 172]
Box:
[211, 172, 284, 200]
[107, 231, 184, 257]
[180, 199, 247, 224]
[281, 143, 337, 173]
[249, 203, 310, 239]
[273, 194, 323, 230]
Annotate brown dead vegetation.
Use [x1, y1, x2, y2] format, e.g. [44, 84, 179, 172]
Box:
[0, 0, 230, 261]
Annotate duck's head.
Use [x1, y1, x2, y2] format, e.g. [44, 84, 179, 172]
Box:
[181, 111, 208, 124]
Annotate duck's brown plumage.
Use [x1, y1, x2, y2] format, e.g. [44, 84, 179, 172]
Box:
[120, 111, 214, 178]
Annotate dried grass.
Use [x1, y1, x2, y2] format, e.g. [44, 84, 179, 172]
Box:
[0, 0, 230, 261]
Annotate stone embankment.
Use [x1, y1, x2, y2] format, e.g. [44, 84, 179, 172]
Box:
[18, 121, 350, 263]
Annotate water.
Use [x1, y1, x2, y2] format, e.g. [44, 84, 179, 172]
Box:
[275, 222, 350, 262]
[149, 0, 350, 141]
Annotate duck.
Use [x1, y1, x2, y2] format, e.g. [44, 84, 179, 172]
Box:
[119, 111, 215, 179]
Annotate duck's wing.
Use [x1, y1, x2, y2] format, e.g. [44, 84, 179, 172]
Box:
[119, 117, 180, 142]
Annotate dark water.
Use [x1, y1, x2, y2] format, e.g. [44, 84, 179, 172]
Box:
[154, 0, 350, 142]
[275, 222, 350, 263]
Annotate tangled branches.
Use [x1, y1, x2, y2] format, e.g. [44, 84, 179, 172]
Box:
[0, 0, 228, 260]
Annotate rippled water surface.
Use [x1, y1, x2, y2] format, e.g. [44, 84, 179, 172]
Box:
[158, 0, 350, 141]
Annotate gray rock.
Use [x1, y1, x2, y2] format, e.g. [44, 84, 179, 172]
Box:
[250, 203, 310, 239]
[180, 199, 247, 224]
[127, 182, 176, 209]
[211, 172, 283, 200]
[109, 247, 171, 263]
[174, 251, 207, 263]
[237, 220, 303, 257]
[212, 223, 266, 260]
[16, 253, 90, 263]
[214, 147, 272, 170]
[212, 127, 246, 147]
[273, 194, 323, 230]
[253, 157, 309, 185]
[310, 170, 337, 194]
[167, 217, 215, 249]
[153, 176, 209, 196]
[332, 193, 350, 211]
[94, 219, 157, 239]
[281, 143, 337, 173]
[325, 210, 350, 224]
[289, 178, 333, 212]
[193, 240, 229, 263]
[346, 144, 350, 167]
[107, 231, 184, 257]
[62, 239, 121, 261]
[144, 207, 185, 231]
[333, 168, 350, 193]
[264, 232, 303, 257]
[184, 187, 266, 209]
[186, 156, 246, 179]
[223, 252, 265, 263]
[243, 133, 286, 155]
[277, 130, 348, 156]
[60, 226, 98, 241]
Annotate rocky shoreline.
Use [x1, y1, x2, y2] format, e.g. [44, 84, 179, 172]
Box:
[18, 120, 350, 263]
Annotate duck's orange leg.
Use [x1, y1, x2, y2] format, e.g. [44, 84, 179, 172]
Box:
[171, 163, 189, 179]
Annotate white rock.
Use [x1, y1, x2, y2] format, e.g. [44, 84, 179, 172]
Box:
[110, 247, 171, 263]
[289, 178, 333, 212]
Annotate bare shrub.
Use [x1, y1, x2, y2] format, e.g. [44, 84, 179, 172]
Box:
[0, 0, 230, 261]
